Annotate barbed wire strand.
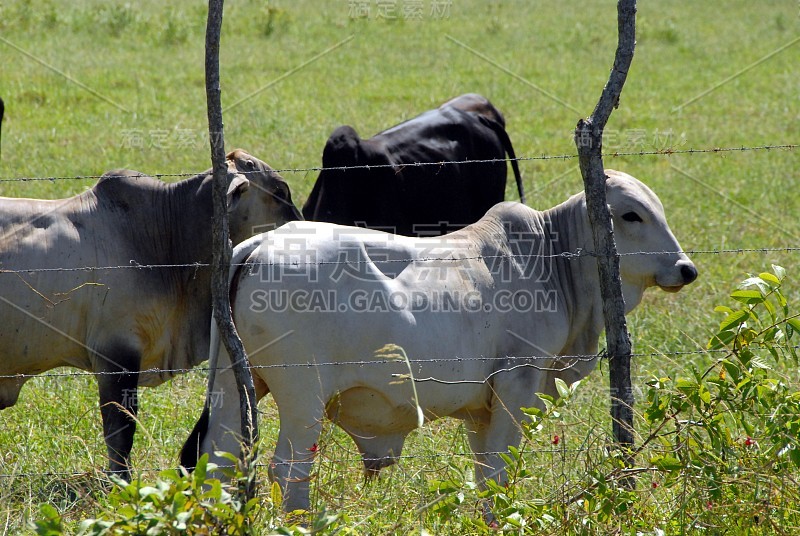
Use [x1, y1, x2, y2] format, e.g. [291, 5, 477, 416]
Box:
[0, 461, 771, 482]
[0, 346, 767, 381]
[1, 247, 799, 275]
[0, 447, 609, 480]
[2, 427, 795, 480]
[0, 143, 795, 183]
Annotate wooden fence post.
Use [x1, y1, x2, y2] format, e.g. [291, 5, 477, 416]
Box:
[205, 0, 259, 497]
[574, 0, 637, 473]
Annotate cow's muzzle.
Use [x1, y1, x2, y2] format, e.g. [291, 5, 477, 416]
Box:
[658, 261, 698, 292]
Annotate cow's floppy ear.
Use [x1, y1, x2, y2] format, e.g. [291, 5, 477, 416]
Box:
[226, 175, 250, 213]
[323, 125, 361, 167]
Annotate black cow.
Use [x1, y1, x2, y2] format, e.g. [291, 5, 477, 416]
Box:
[302, 94, 525, 237]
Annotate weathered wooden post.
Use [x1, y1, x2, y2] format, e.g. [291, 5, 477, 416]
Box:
[0, 97, 4, 161]
[205, 0, 259, 497]
[574, 0, 637, 473]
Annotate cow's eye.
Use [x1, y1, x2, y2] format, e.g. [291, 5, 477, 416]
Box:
[273, 183, 288, 200]
[621, 211, 643, 223]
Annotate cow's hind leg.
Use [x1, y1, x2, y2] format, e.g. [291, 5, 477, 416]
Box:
[95, 345, 141, 481]
[191, 346, 257, 474]
[269, 397, 325, 513]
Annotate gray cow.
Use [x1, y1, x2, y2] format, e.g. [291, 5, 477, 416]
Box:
[0, 149, 302, 479]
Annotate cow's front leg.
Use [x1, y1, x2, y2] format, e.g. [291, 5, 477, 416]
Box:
[464, 417, 501, 527]
[471, 371, 547, 524]
[478, 389, 543, 489]
[469, 407, 525, 528]
[474, 416, 523, 492]
[96, 348, 141, 481]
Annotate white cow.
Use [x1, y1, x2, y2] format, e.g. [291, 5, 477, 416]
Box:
[182, 170, 697, 513]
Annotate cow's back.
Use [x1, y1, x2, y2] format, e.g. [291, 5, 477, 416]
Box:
[376, 105, 507, 233]
[229, 219, 569, 421]
[440, 93, 506, 126]
[305, 98, 510, 236]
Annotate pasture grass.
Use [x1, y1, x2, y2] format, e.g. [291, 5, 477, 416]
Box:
[0, 0, 798, 533]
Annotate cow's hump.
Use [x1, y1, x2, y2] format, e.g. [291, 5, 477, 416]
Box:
[92, 169, 166, 214]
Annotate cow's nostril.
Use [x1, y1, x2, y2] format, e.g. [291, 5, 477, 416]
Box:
[681, 264, 698, 284]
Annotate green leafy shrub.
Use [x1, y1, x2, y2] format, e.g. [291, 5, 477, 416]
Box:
[32, 451, 352, 535]
[431, 265, 800, 533]
[642, 264, 800, 530]
[66, 454, 260, 535]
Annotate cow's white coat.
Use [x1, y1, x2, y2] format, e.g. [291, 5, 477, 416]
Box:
[196, 170, 696, 512]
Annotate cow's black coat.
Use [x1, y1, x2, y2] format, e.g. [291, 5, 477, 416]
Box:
[303, 94, 525, 237]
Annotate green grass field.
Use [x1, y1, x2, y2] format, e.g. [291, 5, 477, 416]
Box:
[0, 0, 798, 533]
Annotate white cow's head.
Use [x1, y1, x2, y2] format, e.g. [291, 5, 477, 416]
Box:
[604, 169, 697, 312]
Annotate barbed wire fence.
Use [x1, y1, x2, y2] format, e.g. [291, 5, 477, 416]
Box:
[0, 143, 795, 183]
[0, 140, 797, 487]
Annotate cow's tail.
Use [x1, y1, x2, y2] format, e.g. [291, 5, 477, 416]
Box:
[180, 234, 265, 472]
[478, 116, 526, 204]
[180, 405, 208, 471]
